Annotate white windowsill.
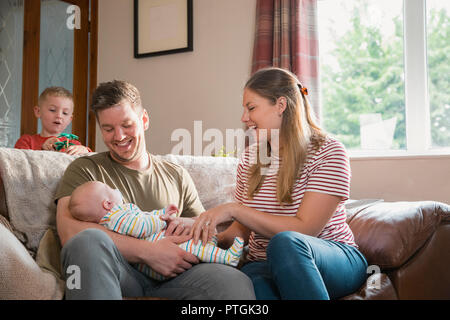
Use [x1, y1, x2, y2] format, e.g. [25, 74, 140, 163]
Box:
[349, 148, 450, 160]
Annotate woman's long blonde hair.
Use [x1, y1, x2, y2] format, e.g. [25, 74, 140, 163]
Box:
[245, 68, 326, 204]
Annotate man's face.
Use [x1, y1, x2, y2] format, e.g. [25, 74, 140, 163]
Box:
[97, 100, 149, 167]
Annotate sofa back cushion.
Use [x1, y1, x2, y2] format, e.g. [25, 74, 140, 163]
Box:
[157, 154, 238, 210]
[0, 148, 79, 252]
[0, 148, 239, 252]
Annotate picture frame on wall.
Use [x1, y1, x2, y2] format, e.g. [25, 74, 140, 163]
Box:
[134, 0, 193, 58]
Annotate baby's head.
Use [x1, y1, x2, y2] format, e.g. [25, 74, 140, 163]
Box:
[69, 181, 124, 223]
[34, 87, 74, 137]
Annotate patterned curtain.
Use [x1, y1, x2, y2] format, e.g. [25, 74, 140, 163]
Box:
[251, 0, 321, 122]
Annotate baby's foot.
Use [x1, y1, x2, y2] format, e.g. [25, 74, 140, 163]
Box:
[207, 235, 218, 246]
[226, 237, 244, 267]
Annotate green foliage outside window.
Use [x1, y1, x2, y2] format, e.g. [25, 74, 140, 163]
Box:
[320, 3, 449, 149]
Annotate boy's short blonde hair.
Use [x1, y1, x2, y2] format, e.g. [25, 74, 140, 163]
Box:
[38, 87, 73, 106]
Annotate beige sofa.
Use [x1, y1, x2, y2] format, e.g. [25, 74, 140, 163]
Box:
[0, 148, 449, 300]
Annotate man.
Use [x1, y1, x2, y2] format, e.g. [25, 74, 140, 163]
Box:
[55, 80, 255, 299]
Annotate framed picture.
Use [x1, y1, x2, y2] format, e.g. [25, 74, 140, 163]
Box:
[134, 0, 193, 58]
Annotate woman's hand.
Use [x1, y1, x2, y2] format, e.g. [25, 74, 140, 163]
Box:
[190, 203, 235, 244]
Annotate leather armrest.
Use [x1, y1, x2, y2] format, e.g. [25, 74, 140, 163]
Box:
[347, 201, 450, 269]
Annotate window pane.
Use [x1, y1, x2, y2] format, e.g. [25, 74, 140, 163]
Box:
[318, 0, 406, 150]
[426, 0, 450, 148]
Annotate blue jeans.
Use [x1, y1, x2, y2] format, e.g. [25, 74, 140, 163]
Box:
[241, 231, 368, 300]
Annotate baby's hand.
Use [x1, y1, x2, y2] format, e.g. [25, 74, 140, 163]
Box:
[42, 137, 60, 151]
[165, 204, 179, 216]
[161, 205, 195, 236]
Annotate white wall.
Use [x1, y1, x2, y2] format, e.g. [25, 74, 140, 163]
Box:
[97, 0, 449, 204]
[350, 156, 449, 203]
[97, 0, 256, 155]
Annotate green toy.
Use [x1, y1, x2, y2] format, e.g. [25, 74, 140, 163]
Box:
[54, 133, 79, 151]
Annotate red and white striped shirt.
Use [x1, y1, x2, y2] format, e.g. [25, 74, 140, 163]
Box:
[234, 136, 357, 262]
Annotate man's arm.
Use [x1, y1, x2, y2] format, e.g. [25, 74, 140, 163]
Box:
[56, 196, 199, 277]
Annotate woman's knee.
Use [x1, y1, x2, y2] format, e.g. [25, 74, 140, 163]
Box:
[267, 231, 313, 262]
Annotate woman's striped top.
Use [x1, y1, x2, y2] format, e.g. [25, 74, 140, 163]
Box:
[234, 136, 357, 262]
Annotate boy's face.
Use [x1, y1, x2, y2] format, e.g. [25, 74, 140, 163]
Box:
[35, 95, 74, 136]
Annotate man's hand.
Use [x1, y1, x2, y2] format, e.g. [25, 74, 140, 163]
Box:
[142, 235, 199, 278]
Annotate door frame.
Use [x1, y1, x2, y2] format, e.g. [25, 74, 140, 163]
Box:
[20, 0, 98, 150]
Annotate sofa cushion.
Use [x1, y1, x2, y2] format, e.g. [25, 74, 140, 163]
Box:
[347, 201, 450, 270]
[157, 154, 239, 210]
[0, 223, 64, 299]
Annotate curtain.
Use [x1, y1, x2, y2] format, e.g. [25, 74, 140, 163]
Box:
[251, 0, 321, 122]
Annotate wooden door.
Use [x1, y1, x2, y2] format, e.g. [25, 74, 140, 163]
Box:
[20, 0, 97, 149]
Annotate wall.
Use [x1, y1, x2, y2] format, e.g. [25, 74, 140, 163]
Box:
[350, 156, 449, 203]
[97, 0, 449, 204]
[97, 0, 256, 155]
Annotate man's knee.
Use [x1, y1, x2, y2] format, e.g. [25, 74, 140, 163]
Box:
[215, 266, 255, 300]
[186, 264, 255, 300]
[61, 228, 115, 265]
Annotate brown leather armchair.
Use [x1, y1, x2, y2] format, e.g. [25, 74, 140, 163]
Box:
[1, 174, 449, 299]
[342, 200, 450, 299]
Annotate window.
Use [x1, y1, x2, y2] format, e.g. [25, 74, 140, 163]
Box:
[427, 0, 450, 148]
[318, 0, 450, 156]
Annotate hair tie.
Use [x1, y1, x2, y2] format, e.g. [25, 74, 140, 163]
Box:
[298, 84, 308, 96]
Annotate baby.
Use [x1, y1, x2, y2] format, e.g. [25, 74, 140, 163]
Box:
[68, 181, 244, 280]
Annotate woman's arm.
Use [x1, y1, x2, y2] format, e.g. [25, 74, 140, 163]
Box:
[192, 191, 342, 244]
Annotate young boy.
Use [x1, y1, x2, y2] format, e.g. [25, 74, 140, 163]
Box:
[68, 181, 244, 281]
[14, 87, 91, 155]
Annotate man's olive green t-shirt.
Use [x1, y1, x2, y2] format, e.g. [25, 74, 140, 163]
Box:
[55, 152, 204, 217]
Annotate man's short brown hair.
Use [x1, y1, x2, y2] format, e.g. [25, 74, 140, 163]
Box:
[91, 80, 143, 116]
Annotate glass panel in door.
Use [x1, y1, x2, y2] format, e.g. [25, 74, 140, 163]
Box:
[38, 0, 75, 134]
[0, 1, 24, 147]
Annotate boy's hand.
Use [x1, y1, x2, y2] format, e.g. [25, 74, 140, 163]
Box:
[65, 145, 91, 155]
[42, 137, 60, 151]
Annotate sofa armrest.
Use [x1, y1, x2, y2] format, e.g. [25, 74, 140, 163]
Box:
[347, 201, 450, 270]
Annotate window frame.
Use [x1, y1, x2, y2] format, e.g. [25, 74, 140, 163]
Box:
[318, 0, 450, 159]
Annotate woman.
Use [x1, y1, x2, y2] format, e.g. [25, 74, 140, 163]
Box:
[191, 67, 368, 300]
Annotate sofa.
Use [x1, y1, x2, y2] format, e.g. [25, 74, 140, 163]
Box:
[0, 147, 449, 300]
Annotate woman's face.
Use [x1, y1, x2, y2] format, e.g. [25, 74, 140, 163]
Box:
[241, 88, 285, 143]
